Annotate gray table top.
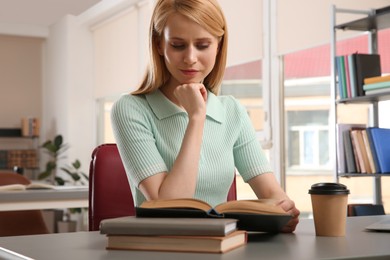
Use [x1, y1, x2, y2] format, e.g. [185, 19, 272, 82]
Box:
[0, 215, 389, 260]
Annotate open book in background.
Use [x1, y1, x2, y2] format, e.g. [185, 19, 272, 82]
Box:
[0, 182, 55, 191]
[136, 198, 291, 232]
[0, 182, 88, 191]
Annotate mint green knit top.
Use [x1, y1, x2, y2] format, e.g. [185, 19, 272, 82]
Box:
[111, 89, 272, 207]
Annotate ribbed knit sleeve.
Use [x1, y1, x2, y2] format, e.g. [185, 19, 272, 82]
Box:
[230, 98, 273, 181]
[111, 95, 168, 187]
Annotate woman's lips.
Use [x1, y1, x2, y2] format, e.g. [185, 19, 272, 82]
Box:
[181, 69, 199, 76]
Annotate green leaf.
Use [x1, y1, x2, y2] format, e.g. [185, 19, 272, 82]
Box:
[55, 176, 66, 186]
[54, 135, 63, 148]
[38, 171, 51, 180]
[72, 160, 81, 169]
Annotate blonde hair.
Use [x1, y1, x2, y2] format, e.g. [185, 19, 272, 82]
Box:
[132, 0, 228, 95]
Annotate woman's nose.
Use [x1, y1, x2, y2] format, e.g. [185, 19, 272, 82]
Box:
[183, 46, 197, 64]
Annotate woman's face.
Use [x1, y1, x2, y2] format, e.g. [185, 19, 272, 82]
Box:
[158, 13, 219, 88]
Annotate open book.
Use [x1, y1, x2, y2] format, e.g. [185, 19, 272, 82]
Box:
[136, 198, 292, 232]
[0, 182, 55, 191]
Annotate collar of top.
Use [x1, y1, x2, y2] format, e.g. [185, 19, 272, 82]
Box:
[145, 89, 224, 124]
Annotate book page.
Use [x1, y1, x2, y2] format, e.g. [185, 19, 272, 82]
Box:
[215, 199, 287, 215]
[0, 184, 26, 191]
[140, 198, 213, 212]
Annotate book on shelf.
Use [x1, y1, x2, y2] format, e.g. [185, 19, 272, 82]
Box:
[342, 129, 357, 173]
[336, 56, 347, 99]
[366, 127, 390, 173]
[337, 123, 365, 173]
[364, 74, 390, 84]
[21, 117, 40, 137]
[350, 129, 373, 174]
[361, 129, 377, 174]
[354, 53, 381, 96]
[363, 80, 390, 91]
[364, 87, 390, 96]
[366, 127, 381, 173]
[336, 53, 381, 99]
[100, 216, 238, 237]
[337, 124, 364, 173]
[105, 229, 247, 254]
[347, 54, 358, 97]
[136, 198, 292, 232]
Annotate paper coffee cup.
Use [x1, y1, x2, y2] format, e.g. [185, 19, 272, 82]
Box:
[309, 183, 350, 236]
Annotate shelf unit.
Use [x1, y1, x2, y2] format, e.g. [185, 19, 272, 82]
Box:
[331, 5, 390, 205]
[0, 129, 40, 178]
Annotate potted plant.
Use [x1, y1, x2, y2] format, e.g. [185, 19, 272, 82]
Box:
[39, 134, 89, 232]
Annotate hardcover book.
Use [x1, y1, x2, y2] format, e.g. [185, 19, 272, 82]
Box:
[105, 230, 247, 253]
[367, 127, 390, 173]
[342, 130, 357, 173]
[353, 53, 381, 96]
[366, 127, 381, 173]
[136, 198, 291, 232]
[336, 123, 365, 173]
[100, 216, 238, 236]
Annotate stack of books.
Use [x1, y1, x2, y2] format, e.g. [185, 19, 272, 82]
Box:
[335, 53, 381, 99]
[21, 117, 40, 137]
[100, 216, 247, 253]
[337, 124, 390, 174]
[363, 75, 390, 95]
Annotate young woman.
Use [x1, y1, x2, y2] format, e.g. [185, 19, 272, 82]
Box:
[111, 0, 300, 233]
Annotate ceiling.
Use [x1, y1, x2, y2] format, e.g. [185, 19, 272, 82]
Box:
[0, 0, 101, 27]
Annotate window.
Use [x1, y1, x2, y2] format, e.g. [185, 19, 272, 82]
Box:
[287, 111, 329, 169]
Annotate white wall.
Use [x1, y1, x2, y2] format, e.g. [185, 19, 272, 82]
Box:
[42, 0, 140, 174]
[278, 0, 390, 54]
[43, 15, 95, 173]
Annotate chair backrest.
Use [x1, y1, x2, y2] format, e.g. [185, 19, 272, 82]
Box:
[347, 203, 385, 217]
[89, 144, 135, 231]
[88, 143, 237, 231]
[0, 172, 49, 236]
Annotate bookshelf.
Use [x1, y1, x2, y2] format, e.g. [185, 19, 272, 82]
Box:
[0, 129, 40, 178]
[331, 5, 390, 205]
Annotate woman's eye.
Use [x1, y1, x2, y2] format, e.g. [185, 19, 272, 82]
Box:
[171, 44, 185, 50]
[196, 44, 210, 50]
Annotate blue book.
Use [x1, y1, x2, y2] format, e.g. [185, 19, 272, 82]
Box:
[367, 127, 390, 173]
[366, 127, 381, 173]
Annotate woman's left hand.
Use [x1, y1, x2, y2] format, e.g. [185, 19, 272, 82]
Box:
[277, 199, 300, 233]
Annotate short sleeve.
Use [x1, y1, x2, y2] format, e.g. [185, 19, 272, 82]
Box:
[232, 100, 272, 182]
[111, 95, 168, 187]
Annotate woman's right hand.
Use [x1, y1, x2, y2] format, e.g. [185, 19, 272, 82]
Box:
[173, 83, 207, 119]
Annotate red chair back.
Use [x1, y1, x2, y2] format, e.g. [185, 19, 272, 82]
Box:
[89, 144, 135, 231]
[89, 143, 237, 231]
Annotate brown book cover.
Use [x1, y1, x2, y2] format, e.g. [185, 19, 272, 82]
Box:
[100, 216, 238, 237]
[350, 129, 372, 173]
[105, 230, 247, 253]
[136, 198, 291, 232]
[361, 129, 377, 173]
